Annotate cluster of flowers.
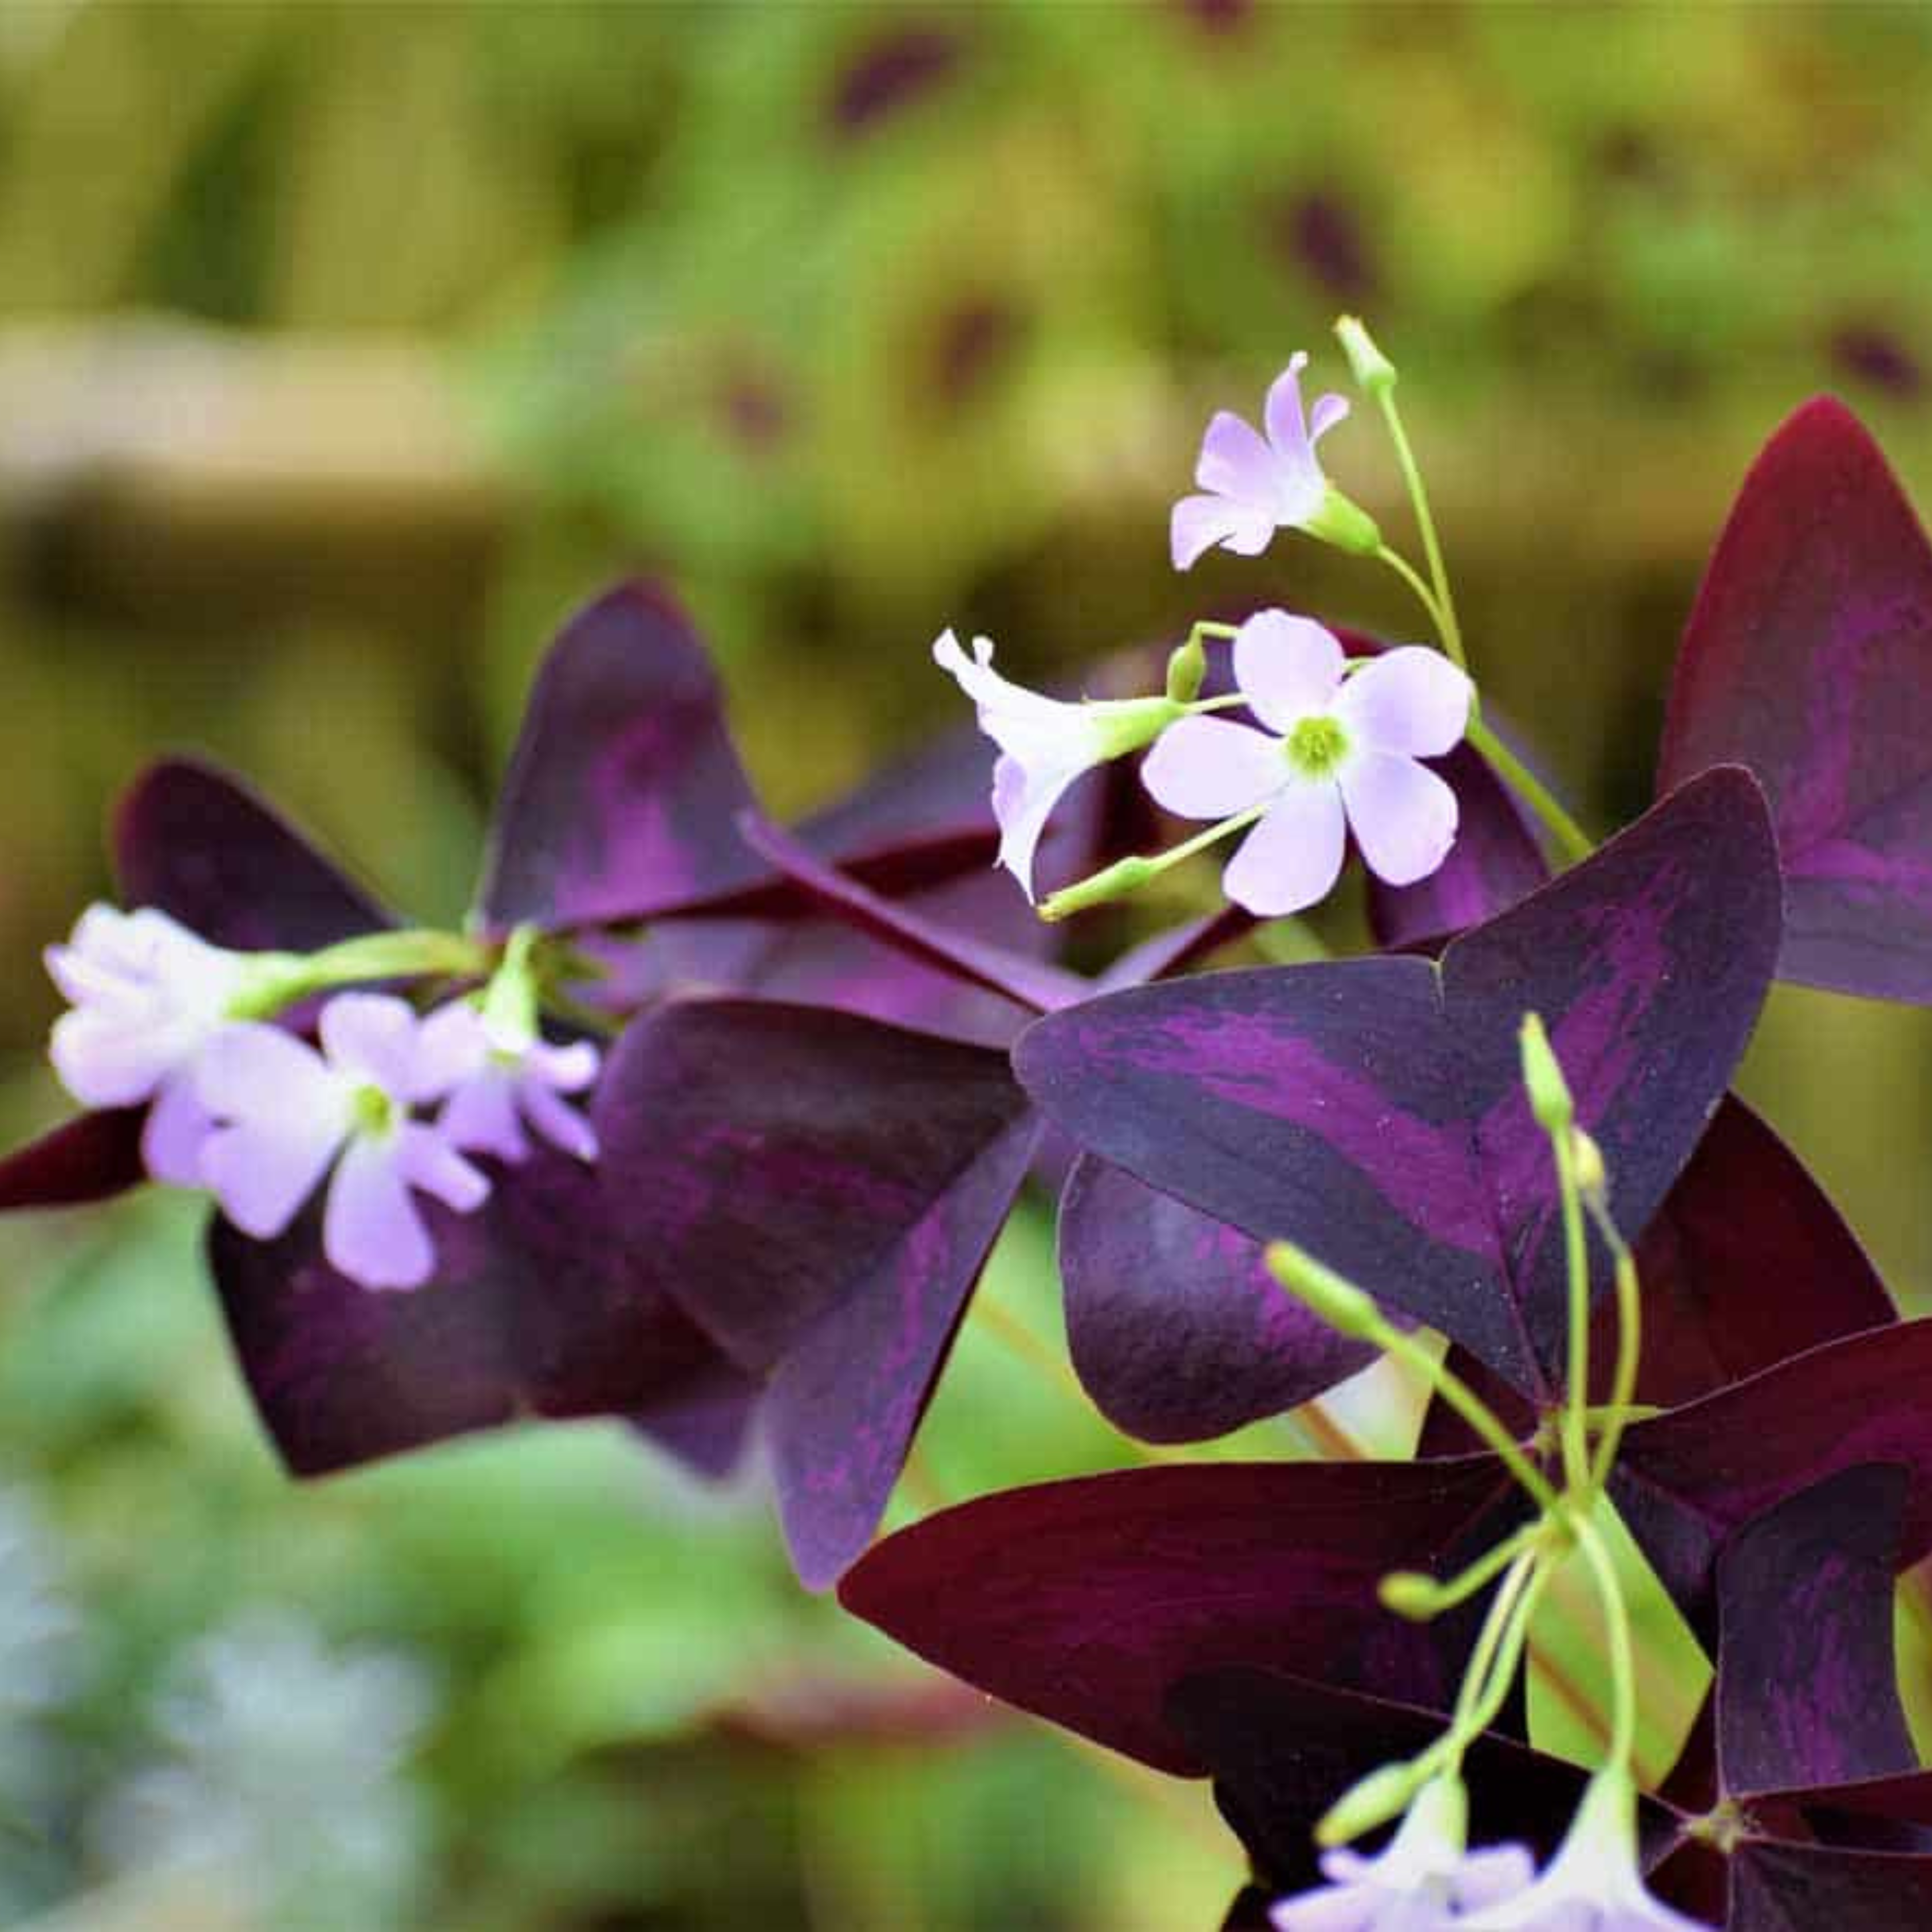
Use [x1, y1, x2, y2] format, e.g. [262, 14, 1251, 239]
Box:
[15, 318, 1932, 1931]
[48, 906, 596, 1290]
[936, 346, 1479, 920]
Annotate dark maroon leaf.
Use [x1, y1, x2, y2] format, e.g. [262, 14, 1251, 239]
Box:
[1659, 396, 1932, 1002]
[837, 1456, 1521, 1774]
[1167, 1669, 1590, 1894]
[1728, 1840, 1932, 1930]
[476, 582, 766, 932]
[1618, 1319, 1932, 1614]
[734, 813, 1084, 1014]
[208, 1148, 757, 1477]
[1716, 1465, 1917, 1799]
[1014, 771, 1781, 1392]
[1366, 735, 1549, 950]
[113, 758, 389, 950]
[1059, 1155, 1374, 1443]
[0, 1108, 147, 1210]
[594, 1000, 1036, 1586]
[1606, 1097, 1894, 1409]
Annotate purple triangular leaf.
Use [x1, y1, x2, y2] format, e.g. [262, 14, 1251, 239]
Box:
[837, 1456, 1522, 1775]
[1618, 1319, 1932, 1615]
[1715, 1464, 1916, 1800]
[113, 758, 389, 950]
[1365, 734, 1550, 950]
[1729, 1840, 1932, 1930]
[763, 1112, 1040, 1587]
[1059, 1155, 1374, 1443]
[1166, 1668, 1590, 1895]
[1014, 771, 1781, 1390]
[0, 1107, 147, 1210]
[476, 582, 765, 931]
[208, 1148, 757, 1476]
[733, 812, 1084, 1014]
[1605, 1097, 1894, 1409]
[594, 1001, 1034, 1585]
[1660, 396, 1932, 1002]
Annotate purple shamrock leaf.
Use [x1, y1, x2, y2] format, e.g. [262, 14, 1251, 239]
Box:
[1166, 1668, 1594, 1902]
[210, 1143, 758, 1478]
[114, 757, 392, 952]
[1364, 728, 1550, 951]
[1058, 1154, 1376, 1444]
[594, 1000, 1037, 1589]
[475, 582, 766, 931]
[1645, 1466, 1932, 1927]
[1015, 769, 1781, 1393]
[1617, 1320, 1932, 1613]
[837, 1456, 1523, 1773]
[0, 1107, 147, 1210]
[1598, 1095, 1893, 1410]
[1659, 396, 1932, 1002]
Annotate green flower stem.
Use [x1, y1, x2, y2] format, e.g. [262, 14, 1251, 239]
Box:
[1383, 1519, 1545, 1621]
[1585, 1204, 1645, 1493]
[1038, 803, 1266, 922]
[1573, 1511, 1639, 1774]
[1552, 1123, 1594, 1495]
[228, 927, 492, 1020]
[1374, 544, 1452, 645]
[1266, 1242, 1559, 1514]
[1443, 1548, 1551, 1760]
[481, 923, 543, 1044]
[1464, 714, 1595, 865]
[1369, 389, 1466, 675]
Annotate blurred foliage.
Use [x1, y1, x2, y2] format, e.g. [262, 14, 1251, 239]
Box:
[6, 3, 1932, 1925]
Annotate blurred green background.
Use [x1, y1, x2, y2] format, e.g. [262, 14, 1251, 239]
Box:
[5, 4, 1932, 1926]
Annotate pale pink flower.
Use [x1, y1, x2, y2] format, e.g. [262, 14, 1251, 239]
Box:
[1274, 1777, 1535, 1931]
[934, 629, 1178, 901]
[429, 1001, 600, 1164]
[1172, 353, 1361, 570]
[1141, 611, 1471, 917]
[45, 904, 247, 1186]
[195, 993, 489, 1291]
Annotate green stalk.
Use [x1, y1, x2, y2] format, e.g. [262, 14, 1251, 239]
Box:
[1465, 714, 1595, 864]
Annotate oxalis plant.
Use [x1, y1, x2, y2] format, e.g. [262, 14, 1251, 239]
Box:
[13, 315, 1932, 1930]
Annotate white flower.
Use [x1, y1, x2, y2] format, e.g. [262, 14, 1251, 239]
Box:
[430, 1001, 600, 1164]
[1141, 610, 1471, 917]
[1464, 1772, 1706, 1931]
[45, 903, 247, 1184]
[1274, 1776, 1535, 1931]
[933, 629, 1176, 902]
[195, 992, 489, 1290]
[1172, 352, 1370, 570]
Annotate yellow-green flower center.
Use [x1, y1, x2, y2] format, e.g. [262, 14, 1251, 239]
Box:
[351, 1083, 397, 1136]
[1285, 713, 1350, 779]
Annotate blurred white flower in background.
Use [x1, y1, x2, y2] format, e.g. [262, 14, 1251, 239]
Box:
[0, 1484, 85, 1920]
[90, 1612, 437, 1932]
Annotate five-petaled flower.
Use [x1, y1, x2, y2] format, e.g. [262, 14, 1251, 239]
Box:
[933, 629, 1178, 902]
[1171, 352, 1371, 571]
[45, 903, 247, 1187]
[1141, 610, 1471, 916]
[1274, 1776, 1535, 1932]
[195, 993, 491, 1291]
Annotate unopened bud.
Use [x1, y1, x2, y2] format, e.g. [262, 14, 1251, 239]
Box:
[1518, 1013, 1574, 1133]
[1334, 315, 1397, 395]
[1164, 636, 1207, 704]
[1038, 857, 1157, 923]
[1378, 1571, 1442, 1621]
[1315, 1759, 1427, 1847]
[1572, 1128, 1607, 1202]
[1266, 1241, 1384, 1341]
